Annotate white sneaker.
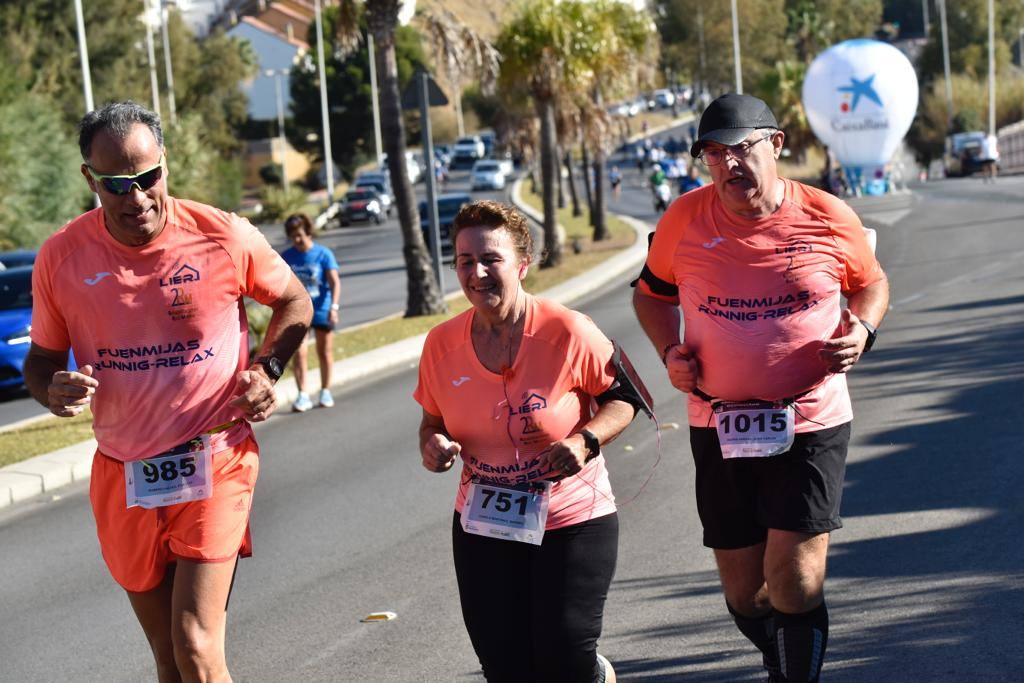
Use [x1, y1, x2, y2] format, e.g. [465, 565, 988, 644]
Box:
[318, 389, 334, 408]
[292, 392, 313, 412]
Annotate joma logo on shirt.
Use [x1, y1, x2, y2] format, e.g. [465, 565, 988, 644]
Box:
[159, 264, 201, 287]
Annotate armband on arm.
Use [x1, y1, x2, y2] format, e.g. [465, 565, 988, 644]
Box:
[595, 342, 655, 420]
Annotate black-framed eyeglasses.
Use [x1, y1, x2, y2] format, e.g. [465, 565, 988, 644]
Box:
[698, 132, 776, 166]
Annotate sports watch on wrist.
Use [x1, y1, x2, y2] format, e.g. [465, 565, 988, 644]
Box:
[859, 320, 878, 353]
[254, 355, 283, 382]
[579, 429, 600, 462]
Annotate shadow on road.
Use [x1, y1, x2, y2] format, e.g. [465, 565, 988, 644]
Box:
[828, 289, 1024, 676]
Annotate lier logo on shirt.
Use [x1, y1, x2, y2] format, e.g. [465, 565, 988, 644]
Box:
[161, 264, 201, 321]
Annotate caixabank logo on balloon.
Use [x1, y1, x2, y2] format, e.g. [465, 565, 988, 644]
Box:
[832, 74, 889, 133]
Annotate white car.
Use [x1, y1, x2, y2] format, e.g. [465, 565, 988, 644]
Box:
[653, 88, 676, 108]
[454, 136, 485, 161]
[470, 160, 507, 191]
[380, 151, 422, 184]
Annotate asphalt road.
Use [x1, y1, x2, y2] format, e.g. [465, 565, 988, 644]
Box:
[1, 170, 1022, 681]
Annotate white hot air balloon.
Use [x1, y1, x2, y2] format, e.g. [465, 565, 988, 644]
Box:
[802, 39, 918, 195]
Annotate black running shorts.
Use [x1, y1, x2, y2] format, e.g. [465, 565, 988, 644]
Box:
[689, 422, 851, 549]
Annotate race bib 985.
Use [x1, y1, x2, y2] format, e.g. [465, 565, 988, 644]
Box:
[125, 435, 213, 509]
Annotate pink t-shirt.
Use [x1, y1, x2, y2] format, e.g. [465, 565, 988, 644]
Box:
[636, 179, 885, 431]
[31, 197, 294, 461]
[414, 296, 618, 530]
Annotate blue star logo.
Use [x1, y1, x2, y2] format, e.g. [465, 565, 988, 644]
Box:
[837, 75, 883, 112]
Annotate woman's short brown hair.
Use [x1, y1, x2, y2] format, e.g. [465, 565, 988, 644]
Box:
[284, 213, 314, 236]
[451, 200, 533, 263]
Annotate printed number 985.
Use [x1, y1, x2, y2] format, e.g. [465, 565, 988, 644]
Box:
[142, 456, 197, 484]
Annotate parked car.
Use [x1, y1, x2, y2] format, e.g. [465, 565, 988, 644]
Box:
[380, 151, 422, 184]
[479, 132, 496, 158]
[354, 174, 393, 215]
[497, 155, 514, 176]
[470, 160, 507, 191]
[453, 136, 485, 167]
[340, 188, 386, 226]
[0, 249, 36, 270]
[419, 192, 471, 258]
[653, 88, 676, 108]
[943, 131, 988, 177]
[0, 266, 35, 390]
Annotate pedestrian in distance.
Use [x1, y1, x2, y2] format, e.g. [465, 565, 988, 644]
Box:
[678, 165, 705, 195]
[23, 101, 312, 682]
[632, 93, 890, 682]
[415, 200, 649, 682]
[281, 213, 341, 412]
[609, 165, 623, 201]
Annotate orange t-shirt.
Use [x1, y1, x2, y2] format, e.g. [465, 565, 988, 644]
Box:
[31, 197, 294, 461]
[414, 295, 618, 530]
[635, 179, 884, 431]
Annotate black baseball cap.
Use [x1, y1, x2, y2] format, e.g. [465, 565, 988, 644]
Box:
[690, 93, 779, 158]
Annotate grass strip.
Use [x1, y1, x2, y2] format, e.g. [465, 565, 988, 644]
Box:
[0, 412, 94, 467]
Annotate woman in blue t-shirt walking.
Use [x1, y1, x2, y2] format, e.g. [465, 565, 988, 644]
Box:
[281, 213, 341, 411]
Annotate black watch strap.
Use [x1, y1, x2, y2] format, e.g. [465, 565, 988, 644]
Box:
[579, 429, 600, 462]
[254, 355, 283, 381]
[859, 320, 877, 353]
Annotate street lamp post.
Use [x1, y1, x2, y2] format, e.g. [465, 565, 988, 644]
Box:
[313, 0, 335, 203]
[73, 0, 98, 207]
[160, 0, 178, 126]
[368, 33, 384, 165]
[938, 0, 954, 132]
[73, 0, 95, 113]
[144, 1, 161, 117]
[987, 0, 995, 137]
[730, 0, 743, 94]
[266, 68, 291, 192]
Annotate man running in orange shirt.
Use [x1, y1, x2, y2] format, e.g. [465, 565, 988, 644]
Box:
[633, 94, 889, 682]
[23, 101, 312, 682]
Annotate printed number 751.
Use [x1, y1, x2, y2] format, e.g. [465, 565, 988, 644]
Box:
[479, 488, 528, 516]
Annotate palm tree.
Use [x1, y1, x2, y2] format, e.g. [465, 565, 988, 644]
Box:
[497, 0, 595, 268]
[336, 0, 445, 316]
[578, 0, 658, 241]
[418, 8, 500, 139]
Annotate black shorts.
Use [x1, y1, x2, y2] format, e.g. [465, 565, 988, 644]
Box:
[689, 422, 851, 549]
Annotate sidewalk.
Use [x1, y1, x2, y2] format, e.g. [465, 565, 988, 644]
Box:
[0, 179, 651, 509]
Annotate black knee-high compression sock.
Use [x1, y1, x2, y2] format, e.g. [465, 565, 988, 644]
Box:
[773, 601, 829, 683]
[727, 601, 780, 676]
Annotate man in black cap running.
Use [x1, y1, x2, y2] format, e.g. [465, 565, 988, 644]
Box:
[632, 93, 889, 681]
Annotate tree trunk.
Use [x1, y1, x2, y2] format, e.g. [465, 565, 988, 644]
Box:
[537, 97, 562, 268]
[580, 139, 594, 226]
[563, 150, 581, 217]
[591, 89, 609, 241]
[369, 8, 446, 317]
[556, 144, 566, 210]
[592, 148, 609, 241]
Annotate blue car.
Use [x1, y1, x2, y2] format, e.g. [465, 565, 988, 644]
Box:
[0, 249, 36, 269]
[419, 193, 471, 259]
[0, 266, 34, 389]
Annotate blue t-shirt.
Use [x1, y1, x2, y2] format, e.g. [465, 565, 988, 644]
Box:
[282, 243, 339, 318]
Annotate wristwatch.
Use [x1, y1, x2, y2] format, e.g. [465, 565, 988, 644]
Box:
[579, 429, 601, 462]
[859, 320, 878, 353]
[254, 355, 284, 382]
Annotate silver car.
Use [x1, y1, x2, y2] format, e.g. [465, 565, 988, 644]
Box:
[470, 160, 506, 191]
